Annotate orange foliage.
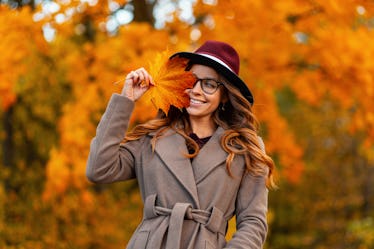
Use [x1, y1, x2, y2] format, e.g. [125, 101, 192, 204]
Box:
[2, 0, 374, 247]
[145, 51, 196, 114]
[0, 5, 47, 110]
[41, 0, 374, 193]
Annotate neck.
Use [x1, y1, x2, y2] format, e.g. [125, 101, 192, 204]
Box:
[189, 116, 217, 138]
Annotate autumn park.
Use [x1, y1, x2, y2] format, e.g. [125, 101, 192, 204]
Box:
[1, 0, 374, 248]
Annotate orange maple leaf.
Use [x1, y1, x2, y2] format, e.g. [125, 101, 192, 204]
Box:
[145, 50, 196, 114]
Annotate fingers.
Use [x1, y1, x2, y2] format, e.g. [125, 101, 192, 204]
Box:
[126, 68, 154, 87]
[122, 68, 155, 101]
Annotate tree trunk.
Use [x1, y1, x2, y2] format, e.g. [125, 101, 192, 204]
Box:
[132, 0, 155, 25]
[2, 106, 14, 168]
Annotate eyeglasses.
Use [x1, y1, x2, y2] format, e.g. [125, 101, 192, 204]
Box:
[192, 78, 224, 94]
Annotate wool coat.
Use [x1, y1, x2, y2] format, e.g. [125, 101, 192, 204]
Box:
[86, 94, 269, 249]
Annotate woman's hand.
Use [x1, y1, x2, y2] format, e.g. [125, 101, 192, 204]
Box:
[121, 68, 154, 101]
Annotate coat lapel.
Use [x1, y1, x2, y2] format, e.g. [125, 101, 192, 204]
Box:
[151, 129, 200, 208]
[192, 127, 228, 183]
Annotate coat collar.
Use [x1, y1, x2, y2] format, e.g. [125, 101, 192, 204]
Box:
[149, 127, 228, 208]
[191, 127, 228, 183]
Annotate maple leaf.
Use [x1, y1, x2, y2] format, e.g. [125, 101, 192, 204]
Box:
[145, 50, 196, 114]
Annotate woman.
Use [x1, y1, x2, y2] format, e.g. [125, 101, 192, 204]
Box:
[86, 40, 275, 249]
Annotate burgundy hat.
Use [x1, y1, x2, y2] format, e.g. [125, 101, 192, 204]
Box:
[171, 40, 254, 105]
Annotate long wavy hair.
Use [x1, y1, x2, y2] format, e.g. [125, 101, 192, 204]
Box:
[124, 69, 276, 189]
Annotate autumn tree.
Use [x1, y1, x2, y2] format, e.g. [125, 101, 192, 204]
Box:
[268, 91, 374, 248]
[0, 0, 373, 248]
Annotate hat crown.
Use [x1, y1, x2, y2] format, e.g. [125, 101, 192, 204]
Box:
[194, 40, 240, 75]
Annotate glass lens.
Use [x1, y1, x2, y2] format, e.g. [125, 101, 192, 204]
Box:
[201, 79, 218, 94]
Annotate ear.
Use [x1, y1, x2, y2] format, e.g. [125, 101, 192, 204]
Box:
[221, 90, 229, 104]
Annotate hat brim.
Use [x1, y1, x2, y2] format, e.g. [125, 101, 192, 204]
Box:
[171, 52, 254, 105]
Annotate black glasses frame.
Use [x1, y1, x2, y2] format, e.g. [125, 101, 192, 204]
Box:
[193, 78, 224, 94]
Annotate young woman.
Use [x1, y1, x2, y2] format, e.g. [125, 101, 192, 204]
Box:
[86, 40, 275, 249]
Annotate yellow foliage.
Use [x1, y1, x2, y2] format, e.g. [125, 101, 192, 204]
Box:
[0, 5, 47, 110]
[43, 149, 71, 200]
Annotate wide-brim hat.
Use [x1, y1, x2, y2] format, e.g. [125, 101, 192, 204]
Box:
[170, 40, 254, 105]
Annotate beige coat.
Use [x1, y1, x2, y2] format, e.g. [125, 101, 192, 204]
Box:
[86, 94, 269, 249]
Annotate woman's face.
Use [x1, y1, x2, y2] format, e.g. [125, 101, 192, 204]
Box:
[186, 64, 226, 120]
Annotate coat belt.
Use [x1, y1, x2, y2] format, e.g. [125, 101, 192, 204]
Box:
[143, 194, 226, 249]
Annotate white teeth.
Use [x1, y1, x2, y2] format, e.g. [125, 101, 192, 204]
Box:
[190, 99, 204, 104]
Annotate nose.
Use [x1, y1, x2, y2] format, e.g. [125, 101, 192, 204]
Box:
[190, 80, 203, 94]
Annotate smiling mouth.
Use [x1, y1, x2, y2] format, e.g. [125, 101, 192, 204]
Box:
[190, 98, 205, 104]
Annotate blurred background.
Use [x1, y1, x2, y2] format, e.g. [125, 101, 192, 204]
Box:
[0, 0, 374, 248]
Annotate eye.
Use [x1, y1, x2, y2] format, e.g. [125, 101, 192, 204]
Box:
[201, 79, 217, 89]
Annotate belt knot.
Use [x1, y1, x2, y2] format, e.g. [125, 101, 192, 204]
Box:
[143, 194, 226, 249]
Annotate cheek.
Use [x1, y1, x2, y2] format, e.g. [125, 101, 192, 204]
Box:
[207, 95, 222, 110]
[211, 90, 224, 104]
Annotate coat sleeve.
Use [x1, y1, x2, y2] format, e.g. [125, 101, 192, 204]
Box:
[86, 93, 142, 184]
[224, 137, 269, 249]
